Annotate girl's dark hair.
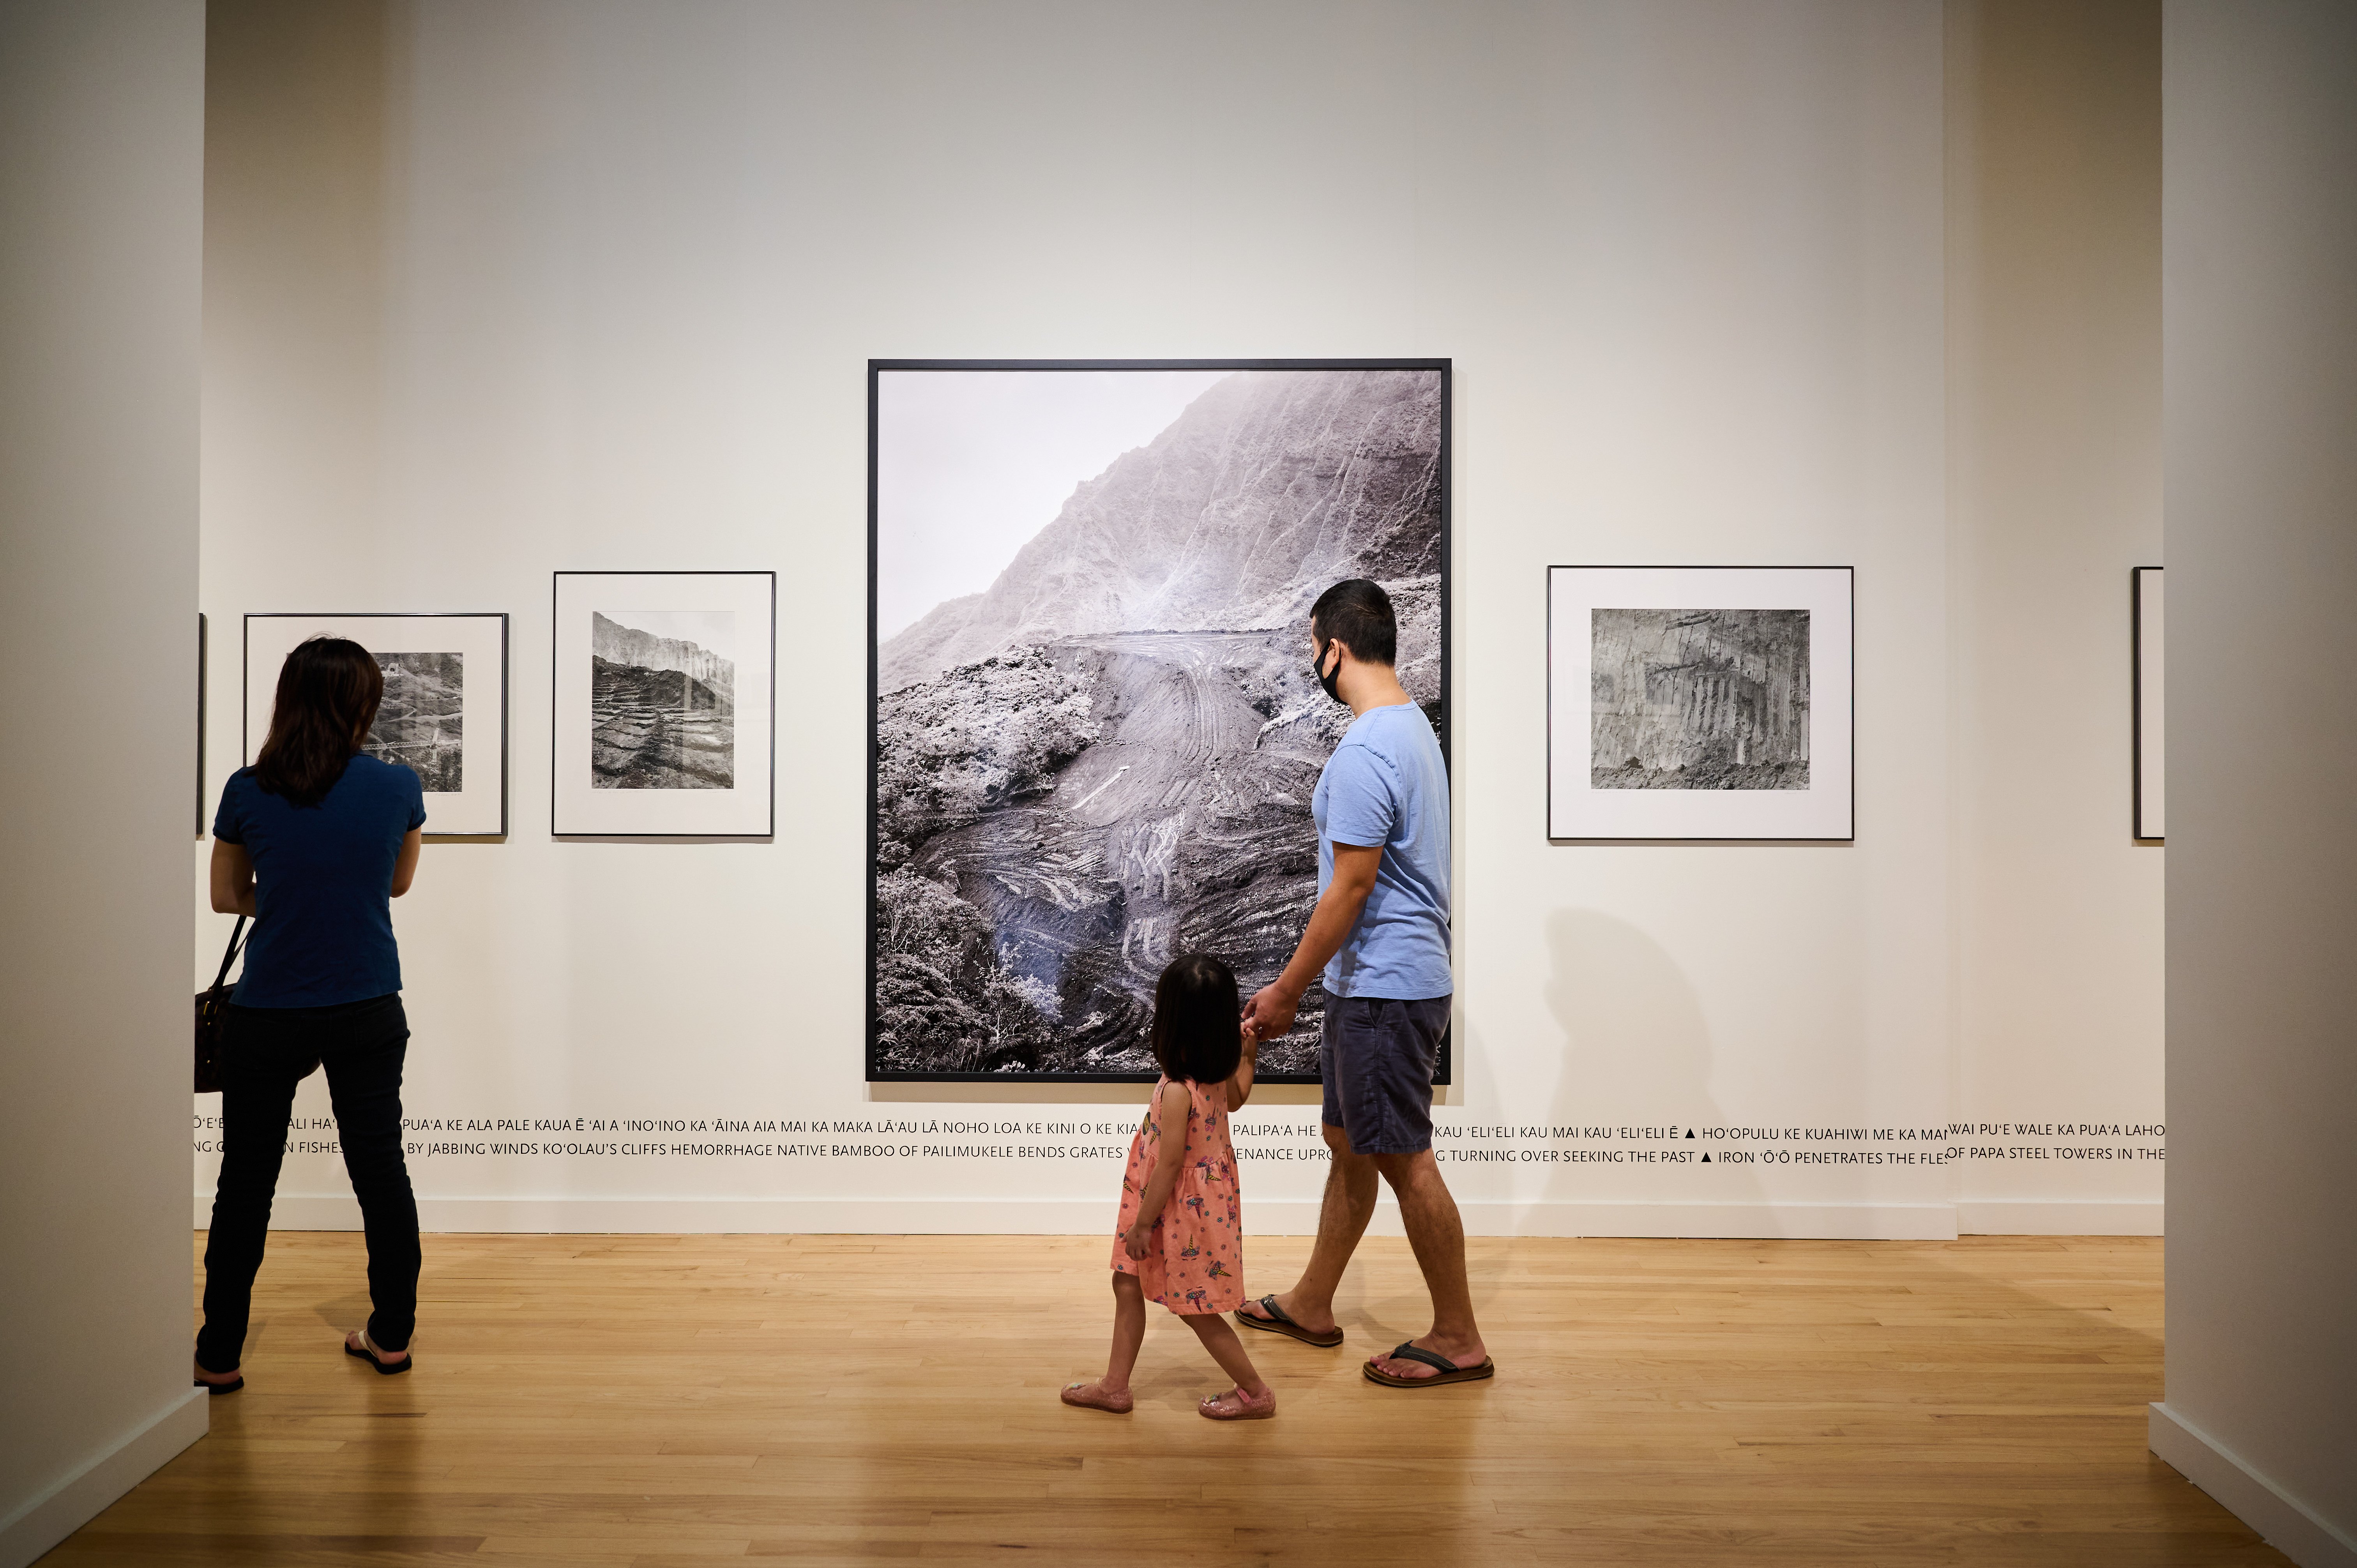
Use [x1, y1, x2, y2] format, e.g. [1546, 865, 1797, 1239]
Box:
[1149, 952, 1243, 1085]
[253, 637, 383, 807]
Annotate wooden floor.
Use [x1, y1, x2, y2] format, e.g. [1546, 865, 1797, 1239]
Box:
[50, 1232, 2277, 1566]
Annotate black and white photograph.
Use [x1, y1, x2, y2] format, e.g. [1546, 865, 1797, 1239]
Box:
[553, 572, 774, 837]
[590, 609, 735, 790]
[244, 613, 509, 836]
[370, 650, 466, 791]
[870, 360, 1449, 1082]
[1590, 609, 1811, 791]
[2134, 566, 2164, 841]
[1548, 567, 1852, 840]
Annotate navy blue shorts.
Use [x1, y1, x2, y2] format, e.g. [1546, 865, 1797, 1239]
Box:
[1320, 994, 1451, 1155]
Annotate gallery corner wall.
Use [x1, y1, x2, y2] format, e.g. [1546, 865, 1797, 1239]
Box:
[2151, 2, 2357, 1563]
[0, 2, 208, 1563]
[197, 0, 2160, 1240]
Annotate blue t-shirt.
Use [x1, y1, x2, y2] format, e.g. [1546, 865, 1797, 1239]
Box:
[213, 756, 425, 1008]
[1311, 702, 1452, 1000]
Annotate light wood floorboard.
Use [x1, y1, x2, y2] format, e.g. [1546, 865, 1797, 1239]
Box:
[43, 1232, 2281, 1566]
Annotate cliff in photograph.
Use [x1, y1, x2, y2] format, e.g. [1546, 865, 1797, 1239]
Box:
[879, 368, 1442, 693]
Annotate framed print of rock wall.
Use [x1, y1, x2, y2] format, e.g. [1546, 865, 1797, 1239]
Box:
[869, 358, 1450, 1082]
[551, 571, 775, 838]
[244, 612, 509, 837]
[1547, 565, 1853, 841]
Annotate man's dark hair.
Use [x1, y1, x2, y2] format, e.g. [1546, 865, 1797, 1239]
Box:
[1309, 578, 1396, 666]
[1149, 952, 1243, 1086]
[254, 637, 383, 807]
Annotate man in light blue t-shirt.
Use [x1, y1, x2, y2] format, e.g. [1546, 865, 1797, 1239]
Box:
[1237, 580, 1493, 1388]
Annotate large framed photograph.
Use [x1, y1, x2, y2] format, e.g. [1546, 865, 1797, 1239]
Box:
[552, 571, 775, 837]
[870, 359, 1450, 1082]
[2133, 566, 2163, 841]
[244, 612, 509, 837]
[1547, 566, 1853, 841]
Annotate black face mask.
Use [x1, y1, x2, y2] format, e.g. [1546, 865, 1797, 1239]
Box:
[1313, 639, 1345, 705]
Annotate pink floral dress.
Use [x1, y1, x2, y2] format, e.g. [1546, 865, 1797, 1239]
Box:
[1110, 1075, 1243, 1315]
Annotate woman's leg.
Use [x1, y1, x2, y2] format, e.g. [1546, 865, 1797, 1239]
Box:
[321, 998, 419, 1355]
[196, 1012, 303, 1373]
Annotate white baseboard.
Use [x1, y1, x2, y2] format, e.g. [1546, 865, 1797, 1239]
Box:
[1959, 1200, 2163, 1235]
[209, 1192, 1960, 1240]
[0, 1387, 207, 1568]
[2150, 1402, 2357, 1568]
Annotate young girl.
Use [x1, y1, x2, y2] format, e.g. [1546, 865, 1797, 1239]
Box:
[1062, 952, 1272, 1420]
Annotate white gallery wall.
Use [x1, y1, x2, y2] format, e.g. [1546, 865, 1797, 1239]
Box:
[1, 2, 208, 1563]
[2150, 1, 2357, 1562]
[197, 0, 2164, 1238]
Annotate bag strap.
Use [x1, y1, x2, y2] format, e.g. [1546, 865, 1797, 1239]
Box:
[210, 916, 248, 993]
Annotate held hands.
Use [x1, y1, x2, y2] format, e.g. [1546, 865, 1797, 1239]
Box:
[1242, 981, 1302, 1042]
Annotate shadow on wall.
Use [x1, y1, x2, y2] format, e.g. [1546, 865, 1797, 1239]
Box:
[1535, 909, 1760, 1216]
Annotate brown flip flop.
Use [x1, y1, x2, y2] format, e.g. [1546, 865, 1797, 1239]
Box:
[1235, 1294, 1345, 1349]
[1363, 1342, 1495, 1388]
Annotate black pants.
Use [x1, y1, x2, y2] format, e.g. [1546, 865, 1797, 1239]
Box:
[197, 993, 419, 1373]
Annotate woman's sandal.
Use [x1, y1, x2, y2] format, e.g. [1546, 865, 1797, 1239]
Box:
[1233, 1294, 1346, 1349]
[1363, 1342, 1495, 1388]
[1060, 1381, 1133, 1414]
[193, 1359, 243, 1396]
[1199, 1385, 1276, 1421]
[343, 1330, 413, 1376]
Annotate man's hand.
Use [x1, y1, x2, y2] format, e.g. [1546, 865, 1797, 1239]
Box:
[1242, 982, 1302, 1042]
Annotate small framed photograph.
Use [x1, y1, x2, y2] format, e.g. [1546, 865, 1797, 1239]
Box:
[2133, 566, 2163, 841]
[552, 571, 775, 838]
[244, 613, 509, 837]
[1547, 565, 1854, 841]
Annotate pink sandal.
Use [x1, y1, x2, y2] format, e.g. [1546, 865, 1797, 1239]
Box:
[1198, 1384, 1276, 1421]
[1061, 1381, 1133, 1414]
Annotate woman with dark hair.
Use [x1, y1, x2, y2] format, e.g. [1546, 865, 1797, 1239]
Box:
[195, 637, 427, 1395]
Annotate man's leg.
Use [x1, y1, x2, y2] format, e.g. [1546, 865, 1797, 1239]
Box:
[1367, 1148, 1487, 1376]
[1239, 1121, 1378, 1336]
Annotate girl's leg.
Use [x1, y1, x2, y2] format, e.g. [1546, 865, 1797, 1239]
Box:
[1063, 1273, 1145, 1412]
[1103, 1271, 1146, 1390]
[1182, 1312, 1271, 1402]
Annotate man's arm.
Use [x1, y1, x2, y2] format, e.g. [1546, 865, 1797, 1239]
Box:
[1241, 842, 1381, 1040]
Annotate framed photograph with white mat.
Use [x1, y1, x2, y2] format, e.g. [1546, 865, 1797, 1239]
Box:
[244, 612, 509, 837]
[552, 570, 775, 838]
[1548, 565, 1853, 841]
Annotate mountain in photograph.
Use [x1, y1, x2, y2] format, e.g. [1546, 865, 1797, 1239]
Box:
[873, 368, 1444, 1079]
[366, 651, 463, 792]
[880, 369, 1443, 693]
[591, 612, 734, 790]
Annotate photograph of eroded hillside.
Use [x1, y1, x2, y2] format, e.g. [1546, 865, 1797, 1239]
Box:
[366, 650, 464, 791]
[872, 364, 1446, 1079]
[591, 609, 736, 790]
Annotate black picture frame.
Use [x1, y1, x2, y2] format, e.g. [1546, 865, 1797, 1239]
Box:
[868, 358, 1452, 1085]
[1545, 565, 1857, 844]
[2133, 566, 2163, 842]
[244, 612, 511, 838]
[551, 570, 777, 839]
[197, 612, 207, 838]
